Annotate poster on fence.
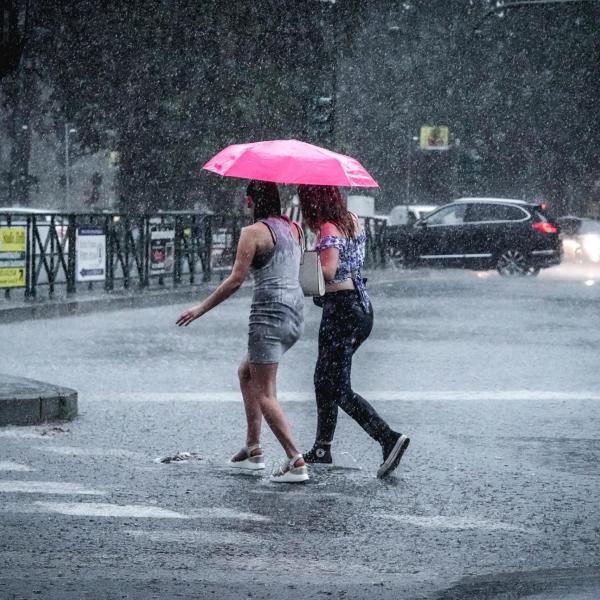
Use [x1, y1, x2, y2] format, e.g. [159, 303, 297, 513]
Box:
[0, 227, 27, 288]
[150, 229, 175, 275]
[76, 227, 106, 282]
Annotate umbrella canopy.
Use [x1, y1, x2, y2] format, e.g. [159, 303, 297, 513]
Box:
[203, 139, 379, 188]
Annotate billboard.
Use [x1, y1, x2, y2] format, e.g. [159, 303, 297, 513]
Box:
[76, 227, 106, 282]
[0, 227, 26, 288]
[150, 230, 175, 275]
[420, 126, 450, 150]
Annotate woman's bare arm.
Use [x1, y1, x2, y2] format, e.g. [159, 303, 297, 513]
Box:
[319, 222, 341, 281]
[176, 227, 257, 326]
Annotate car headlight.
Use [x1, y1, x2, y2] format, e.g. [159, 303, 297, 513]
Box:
[561, 238, 581, 258]
[581, 235, 600, 262]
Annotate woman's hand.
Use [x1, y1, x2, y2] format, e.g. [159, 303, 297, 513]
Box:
[176, 305, 204, 327]
[176, 226, 257, 328]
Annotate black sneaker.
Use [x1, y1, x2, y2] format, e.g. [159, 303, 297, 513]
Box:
[303, 444, 333, 464]
[377, 433, 410, 478]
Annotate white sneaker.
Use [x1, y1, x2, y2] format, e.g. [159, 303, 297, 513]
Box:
[269, 454, 309, 483]
[227, 444, 265, 471]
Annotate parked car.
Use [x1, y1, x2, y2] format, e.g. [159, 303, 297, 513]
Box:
[394, 197, 560, 276]
[386, 205, 438, 263]
[388, 204, 438, 226]
[557, 216, 600, 263]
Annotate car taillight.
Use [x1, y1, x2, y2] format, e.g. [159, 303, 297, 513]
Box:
[532, 222, 557, 234]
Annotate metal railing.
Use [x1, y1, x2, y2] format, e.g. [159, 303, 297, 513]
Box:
[0, 211, 388, 301]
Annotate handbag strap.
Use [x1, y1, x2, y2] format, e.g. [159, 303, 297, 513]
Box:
[293, 222, 306, 252]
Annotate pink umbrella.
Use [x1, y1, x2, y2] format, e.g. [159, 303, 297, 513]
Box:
[203, 139, 378, 188]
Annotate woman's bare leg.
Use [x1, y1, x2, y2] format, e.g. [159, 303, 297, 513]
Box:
[249, 362, 304, 464]
[238, 359, 262, 449]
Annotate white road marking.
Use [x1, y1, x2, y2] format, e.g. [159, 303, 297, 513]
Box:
[0, 427, 69, 439]
[85, 390, 600, 403]
[0, 430, 52, 439]
[2, 499, 268, 522]
[376, 513, 532, 532]
[0, 480, 105, 495]
[0, 461, 34, 472]
[33, 501, 188, 519]
[34, 445, 144, 459]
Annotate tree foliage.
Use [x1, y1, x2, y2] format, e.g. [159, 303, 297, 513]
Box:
[1, 0, 598, 214]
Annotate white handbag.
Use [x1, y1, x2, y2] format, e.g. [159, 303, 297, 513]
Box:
[296, 225, 325, 297]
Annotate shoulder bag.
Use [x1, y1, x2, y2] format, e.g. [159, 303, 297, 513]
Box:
[295, 223, 325, 297]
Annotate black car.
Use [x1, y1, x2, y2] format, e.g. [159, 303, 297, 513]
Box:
[388, 198, 561, 276]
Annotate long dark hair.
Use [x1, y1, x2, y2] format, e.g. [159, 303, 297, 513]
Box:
[297, 185, 357, 238]
[246, 180, 281, 222]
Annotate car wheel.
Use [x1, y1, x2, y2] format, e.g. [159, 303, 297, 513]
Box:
[496, 249, 535, 277]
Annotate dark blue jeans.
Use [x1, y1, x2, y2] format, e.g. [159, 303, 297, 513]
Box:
[313, 290, 392, 444]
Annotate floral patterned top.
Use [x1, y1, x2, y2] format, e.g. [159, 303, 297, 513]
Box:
[317, 231, 367, 283]
[317, 229, 371, 311]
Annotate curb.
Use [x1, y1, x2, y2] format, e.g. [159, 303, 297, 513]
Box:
[0, 284, 229, 324]
[0, 374, 78, 426]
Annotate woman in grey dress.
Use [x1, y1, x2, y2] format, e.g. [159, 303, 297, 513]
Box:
[176, 181, 308, 483]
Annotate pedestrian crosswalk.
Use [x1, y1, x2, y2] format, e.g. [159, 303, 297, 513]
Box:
[0, 461, 33, 472]
[0, 456, 272, 522]
[0, 480, 104, 495]
[33, 501, 189, 519]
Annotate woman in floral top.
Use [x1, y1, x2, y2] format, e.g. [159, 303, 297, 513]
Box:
[297, 185, 410, 478]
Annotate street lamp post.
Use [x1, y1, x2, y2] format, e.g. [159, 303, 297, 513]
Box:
[405, 135, 419, 203]
[64, 124, 76, 211]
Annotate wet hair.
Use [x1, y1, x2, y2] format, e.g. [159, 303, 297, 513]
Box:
[297, 185, 357, 239]
[246, 180, 281, 222]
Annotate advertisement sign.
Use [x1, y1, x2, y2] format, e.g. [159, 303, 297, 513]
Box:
[76, 227, 106, 282]
[420, 125, 450, 150]
[150, 230, 175, 275]
[0, 267, 25, 288]
[0, 227, 26, 253]
[0, 227, 26, 288]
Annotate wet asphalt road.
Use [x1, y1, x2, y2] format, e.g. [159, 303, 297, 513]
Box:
[0, 266, 599, 599]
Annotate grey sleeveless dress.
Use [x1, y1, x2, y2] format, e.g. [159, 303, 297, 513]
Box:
[248, 217, 304, 364]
